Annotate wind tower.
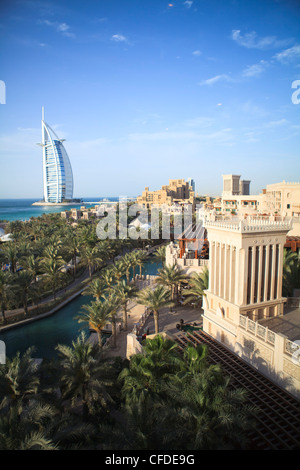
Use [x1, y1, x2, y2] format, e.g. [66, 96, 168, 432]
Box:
[202, 217, 292, 340]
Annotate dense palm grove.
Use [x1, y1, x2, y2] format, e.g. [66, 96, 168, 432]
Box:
[0, 212, 159, 324]
[0, 334, 258, 450]
[0, 211, 298, 450]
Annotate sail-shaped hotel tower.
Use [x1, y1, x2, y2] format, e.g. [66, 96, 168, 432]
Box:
[39, 108, 74, 203]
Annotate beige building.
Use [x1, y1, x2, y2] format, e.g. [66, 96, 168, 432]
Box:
[202, 217, 300, 398]
[215, 176, 300, 220]
[137, 179, 195, 209]
[260, 181, 300, 217]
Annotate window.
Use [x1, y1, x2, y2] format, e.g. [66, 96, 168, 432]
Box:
[287, 204, 290, 209]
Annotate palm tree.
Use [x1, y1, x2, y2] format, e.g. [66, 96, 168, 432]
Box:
[83, 277, 106, 302]
[113, 280, 138, 331]
[100, 267, 117, 294]
[0, 347, 40, 406]
[110, 261, 126, 282]
[182, 266, 209, 308]
[1, 242, 19, 273]
[15, 271, 35, 316]
[120, 252, 135, 284]
[282, 249, 300, 297]
[162, 360, 256, 450]
[22, 254, 40, 283]
[0, 401, 58, 450]
[80, 246, 103, 277]
[135, 250, 149, 278]
[137, 285, 173, 334]
[0, 271, 13, 323]
[152, 245, 166, 267]
[55, 332, 113, 419]
[130, 251, 141, 281]
[64, 233, 80, 278]
[155, 264, 187, 309]
[102, 295, 122, 348]
[119, 336, 182, 405]
[76, 301, 112, 347]
[40, 257, 65, 300]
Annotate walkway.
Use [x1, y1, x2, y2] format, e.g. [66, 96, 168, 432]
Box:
[96, 284, 203, 360]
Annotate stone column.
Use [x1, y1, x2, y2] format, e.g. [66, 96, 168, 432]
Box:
[270, 244, 276, 300]
[214, 241, 218, 295]
[264, 244, 270, 302]
[277, 244, 283, 299]
[228, 245, 232, 302]
[250, 246, 256, 305]
[209, 241, 215, 293]
[257, 245, 263, 303]
[218, 243, 223, 298]
[224, 244, 228, 301]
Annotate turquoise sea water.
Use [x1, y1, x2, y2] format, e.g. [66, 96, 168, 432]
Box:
[0, 197, 119, 222]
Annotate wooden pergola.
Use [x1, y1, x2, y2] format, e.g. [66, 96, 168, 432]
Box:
[284, 236, 300, 252]
[176, 224, 209, 259]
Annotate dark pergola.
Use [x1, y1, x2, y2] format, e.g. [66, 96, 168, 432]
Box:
[175, 224, 209, 260]
[285, 236, 300, 252]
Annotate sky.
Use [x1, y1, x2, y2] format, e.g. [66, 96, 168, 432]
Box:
[0, 0, 299, 199]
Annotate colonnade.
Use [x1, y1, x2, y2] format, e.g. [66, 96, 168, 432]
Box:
[209, 240, 283, 306]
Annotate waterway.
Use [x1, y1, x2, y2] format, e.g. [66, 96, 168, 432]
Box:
[0, 259, 161, 360]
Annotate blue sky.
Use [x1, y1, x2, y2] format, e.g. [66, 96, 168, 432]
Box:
[0, 0, 299, 198]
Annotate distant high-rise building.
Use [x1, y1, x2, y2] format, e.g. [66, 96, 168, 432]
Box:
[38, 108, 73, 203]
[187, 177, 195, 194]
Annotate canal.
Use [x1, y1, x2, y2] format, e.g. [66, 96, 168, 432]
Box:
[0, 258, 161, 360]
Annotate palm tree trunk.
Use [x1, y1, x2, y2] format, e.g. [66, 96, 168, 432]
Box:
[1, 303, 7, 324]
[111, 319, 117, 347]
[23, 298, 28, 316]
[123, 303, 128, 331]
[97, 329, 103, 348]
[154, 310, 159, 334]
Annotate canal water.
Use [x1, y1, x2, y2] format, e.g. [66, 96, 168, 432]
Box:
[0, 259, 161, 360]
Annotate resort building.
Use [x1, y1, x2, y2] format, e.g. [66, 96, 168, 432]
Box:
[212, 175, 300, 221]
[38, 108, 74, 203]
[165, 210, 300, 397]
[136, 179, 195, 209]
[201, 217, 300, 397]
[260, 181, 300, 218]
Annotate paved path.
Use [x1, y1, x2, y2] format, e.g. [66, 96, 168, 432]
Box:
[99, 293, 204, 359]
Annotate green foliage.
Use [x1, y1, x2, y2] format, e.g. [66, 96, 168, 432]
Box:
[282, 249, 300, 297]
[0, 333, 257, 450]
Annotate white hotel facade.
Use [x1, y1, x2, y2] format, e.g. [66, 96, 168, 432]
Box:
[39, 109, 74, 203]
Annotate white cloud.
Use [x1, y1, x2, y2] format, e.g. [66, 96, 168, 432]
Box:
[184, 116, 214, 128]
[264, 119, 288, 128]
[231, 29, 290, 50]
[199, 74, 232, 86]
[242, 60, 268, 77]
[192, 50, 202, 56]
[128, 128, 234, 145]
[274, 44, 300, 63]
[57, 22, 69, 32]
[40, 19, 75, 38]
[111, 34, 127, 42]
[183, 1, 193, 8]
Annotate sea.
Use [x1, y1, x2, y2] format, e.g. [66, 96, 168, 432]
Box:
[0, 197, 120, 227]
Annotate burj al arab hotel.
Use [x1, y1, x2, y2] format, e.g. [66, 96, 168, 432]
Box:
[38, 108, 74, 203]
